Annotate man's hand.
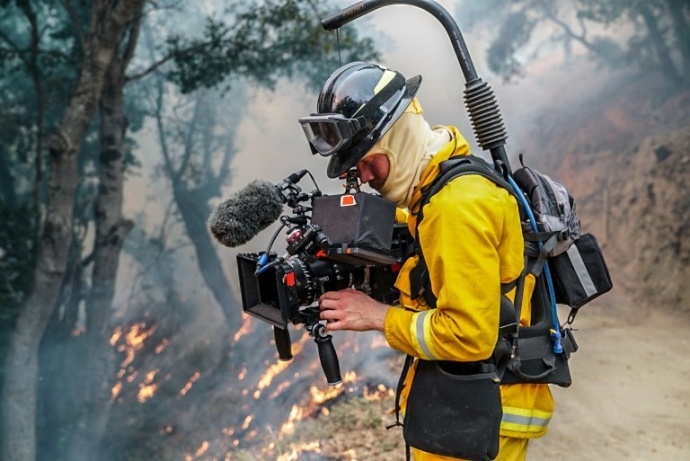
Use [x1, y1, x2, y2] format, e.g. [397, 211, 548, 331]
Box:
[318, 288, 389, 332]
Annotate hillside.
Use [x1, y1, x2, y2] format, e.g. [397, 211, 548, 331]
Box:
[532, 72, 690, 312]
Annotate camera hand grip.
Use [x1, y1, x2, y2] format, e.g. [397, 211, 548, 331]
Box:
[273, 326, 293, 361]
[313, 325, 342, 386]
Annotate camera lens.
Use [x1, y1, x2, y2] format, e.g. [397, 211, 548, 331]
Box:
[284, 258, 361, 305]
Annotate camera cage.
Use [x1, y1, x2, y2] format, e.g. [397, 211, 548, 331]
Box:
[235, 169, 409, 385]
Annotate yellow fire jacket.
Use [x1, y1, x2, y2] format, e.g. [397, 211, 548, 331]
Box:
[383, 127, 554, 449]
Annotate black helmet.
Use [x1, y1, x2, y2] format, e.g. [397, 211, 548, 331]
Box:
[299, 62, 421, 178]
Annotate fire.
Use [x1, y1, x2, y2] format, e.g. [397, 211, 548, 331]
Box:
[125, 323, 157, 348]
[154, 338, 170, 354]
[113, 322, 158, 369]
[233, 315, 253, 343]
[252, 334, 308, 399]
[110, 326, 123, 346]
[363, 383, 395, 401]
[194, 441, 209, 457]
[237, 366, 247, 381]
[276, 441, 322, 461]
[241, 415, 253, 430]
[279, 404, 305, 435]
[109, 322, 159, 403]
[269, 381, 290, 399]
[111, 381, 122, 400]
[137, 370, 159, 403]
[180, 371, 200, 396]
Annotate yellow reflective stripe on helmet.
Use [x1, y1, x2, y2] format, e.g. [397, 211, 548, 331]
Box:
[410, 310, 440, 360]
[353, 70, 397, 117]
[501, 406, 552, 433]
[374, 69, 396, 93]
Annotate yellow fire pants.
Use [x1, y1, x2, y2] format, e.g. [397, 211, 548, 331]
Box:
[411, 436, 529, 461]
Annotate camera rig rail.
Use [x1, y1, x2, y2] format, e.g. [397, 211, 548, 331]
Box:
[236, 169, 410, 385]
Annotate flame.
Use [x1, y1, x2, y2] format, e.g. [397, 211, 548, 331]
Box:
[180, 371, 200, 396]
[113, 322, 158, 369]
[252, 335, 308, 399]
[241, 415, 253, 430]
[111, 381, 122, 400]
[194, 441, 209, 457]
[269, 381, 290, 399]
[110, 326, 123, 346]
[154, 338, 170, 354]
[137, 370, 159, 403]
[233, 315, 253, 343]
[276, 441, 322, 461]
[274, 369, 368, 439]
[363, 383, 395, 401]
[109, 322, 159, 403]
[279, 404, 305, 435]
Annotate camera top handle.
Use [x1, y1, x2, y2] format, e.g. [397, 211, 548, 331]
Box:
[321, 0, 512, 176]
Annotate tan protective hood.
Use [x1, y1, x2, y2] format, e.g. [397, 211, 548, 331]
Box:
[365, 99, 451, 208]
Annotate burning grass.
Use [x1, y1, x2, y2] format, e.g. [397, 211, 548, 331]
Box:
[231, 390, 405, 461]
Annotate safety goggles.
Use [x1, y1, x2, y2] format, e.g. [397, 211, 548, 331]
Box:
[299, 113, 367, 157]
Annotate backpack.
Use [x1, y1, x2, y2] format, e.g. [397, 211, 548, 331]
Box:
[389, 154, 613, 460]
[407, 154, 613, 386]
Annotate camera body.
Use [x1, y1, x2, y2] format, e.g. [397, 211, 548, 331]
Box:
[237, 191, 409, 329]
[234, 171, 411, 385]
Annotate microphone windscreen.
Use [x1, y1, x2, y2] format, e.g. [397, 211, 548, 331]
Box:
[209, 179, 284, 247]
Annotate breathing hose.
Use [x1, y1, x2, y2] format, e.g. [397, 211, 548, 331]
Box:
[321, 0, 511, 174]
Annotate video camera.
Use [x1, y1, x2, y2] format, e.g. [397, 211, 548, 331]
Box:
[236, 169, 410, 385]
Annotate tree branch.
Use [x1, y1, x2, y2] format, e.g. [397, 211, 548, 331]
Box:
[125, 53, 173, 81]
[59, 0, 86, 51]
[121, 11, 142, 69]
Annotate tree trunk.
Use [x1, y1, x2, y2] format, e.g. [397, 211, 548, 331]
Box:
[151, 81, 241, 326]
[37, 237, 86, 461]
[63, 54, 134, 461]
[0, 2, 146, 461]
[638, 2, 683, 87]
[664, 0, 690, 82]
[0, 151, 16, 204]
[173, 187, 241, 326]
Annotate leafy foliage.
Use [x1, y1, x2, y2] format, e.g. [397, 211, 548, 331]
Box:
[456, 0, 690, 87]
[166, 0, 379, 94]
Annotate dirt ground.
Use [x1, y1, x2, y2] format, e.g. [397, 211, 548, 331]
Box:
[528, 287, 690, 460]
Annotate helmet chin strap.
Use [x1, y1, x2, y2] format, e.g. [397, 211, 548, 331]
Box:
[336, 29, 342, 67]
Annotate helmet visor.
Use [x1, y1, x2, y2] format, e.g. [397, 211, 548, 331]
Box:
[299, 114, 365, 157]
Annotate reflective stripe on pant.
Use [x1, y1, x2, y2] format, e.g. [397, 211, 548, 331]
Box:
[411, 436, 529, 461]
[500, 406, 552, 436]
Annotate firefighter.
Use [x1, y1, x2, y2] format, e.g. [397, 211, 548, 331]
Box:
[300, 61, 553, 461]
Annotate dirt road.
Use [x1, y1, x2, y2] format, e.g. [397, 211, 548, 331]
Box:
[528, 288, 690, 460]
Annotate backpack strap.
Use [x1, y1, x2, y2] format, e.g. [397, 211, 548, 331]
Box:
[410, 155, 520, 306]
[407, 155, 525, 381]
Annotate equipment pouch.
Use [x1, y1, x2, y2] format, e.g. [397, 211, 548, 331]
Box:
[550, 233, 613, 309]
[501, 327, 577, 387]
[403, 360, 501, 461]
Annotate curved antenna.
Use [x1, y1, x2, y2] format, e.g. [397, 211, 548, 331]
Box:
[321, 0, 512, 174]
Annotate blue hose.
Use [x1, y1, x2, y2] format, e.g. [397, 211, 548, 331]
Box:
[506, 176, 563, 354]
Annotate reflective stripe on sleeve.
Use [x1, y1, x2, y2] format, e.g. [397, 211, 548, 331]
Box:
[501, 406, 552, 434]
[410, 310, 439, 360]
